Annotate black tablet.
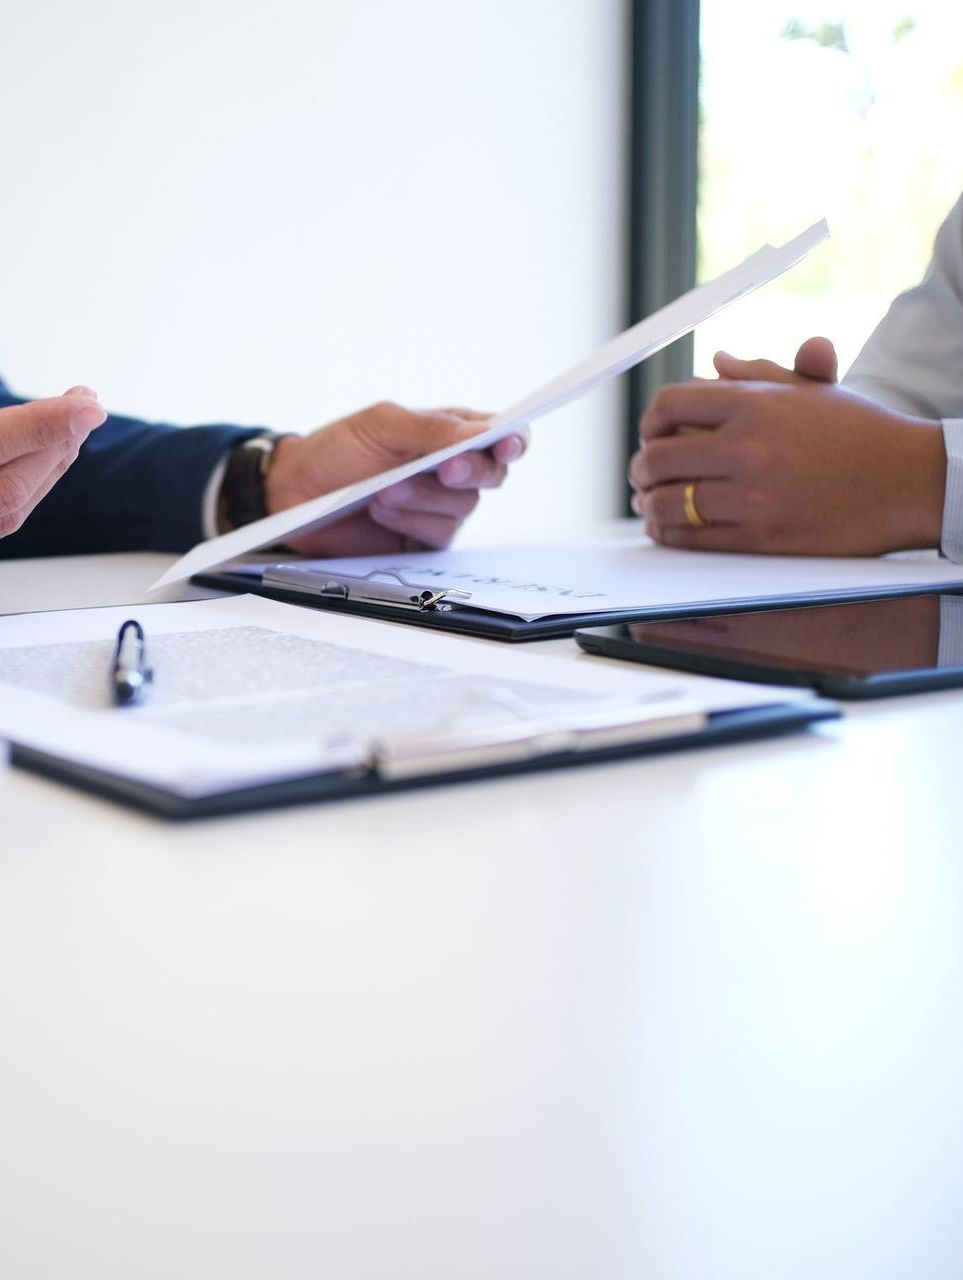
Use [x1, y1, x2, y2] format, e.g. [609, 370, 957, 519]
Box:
[575, 593, 963, 699]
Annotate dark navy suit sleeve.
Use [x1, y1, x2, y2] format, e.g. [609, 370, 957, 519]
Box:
[0, 377, 262, 557]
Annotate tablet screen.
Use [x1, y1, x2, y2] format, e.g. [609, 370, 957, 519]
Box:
[625, 594, 963, 678]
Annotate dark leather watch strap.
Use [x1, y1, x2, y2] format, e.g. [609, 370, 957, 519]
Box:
[221, 434, 289, 530]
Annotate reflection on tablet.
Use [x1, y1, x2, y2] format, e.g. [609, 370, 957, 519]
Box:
[628, 595, 950, 677]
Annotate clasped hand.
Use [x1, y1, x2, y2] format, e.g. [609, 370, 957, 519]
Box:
[629, 337, 946, 556]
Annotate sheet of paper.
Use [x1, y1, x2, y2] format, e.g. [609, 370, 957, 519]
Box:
[229, 538, 963, 621]
[0, 595, 805, 800]
[152, 220, 828, 592]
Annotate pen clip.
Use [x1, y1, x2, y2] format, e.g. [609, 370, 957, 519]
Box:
[263, 565, 473, 613]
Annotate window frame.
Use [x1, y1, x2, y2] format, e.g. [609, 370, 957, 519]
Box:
[625, 0, 701, 506]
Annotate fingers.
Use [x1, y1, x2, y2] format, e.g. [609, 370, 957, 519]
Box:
[289, 507, 419, 557]
[271, 401, 523, 516]
[0, 390, 105, 464]
[436, 427, 529, 486]
[437, 449, 506, 489]
[367, 499, 465, 549]
[14, 443, 82, 520]
[629, 434, 735, 491]
[713, 337, 839, 386]
[793, 336, 838, 383]
[645, 521, 762, 553]
[713, 351, 797, 384]
[357, 403, 529, 473]
[437, 406, 491, 422]
[374, 472, 481, 520]
[632, 478, 736, 530]
[492, 426, 530, 465]
[357, 402, 486, 461]
[367, 471, 484, 548]
[640, 381, 753, 441]
[636, 477, 760, 552]
[0, 440, 79, 537]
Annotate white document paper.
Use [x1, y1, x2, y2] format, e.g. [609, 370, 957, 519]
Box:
[0, 595, 804, 801]
[230, 539, 963, 622]
[152, 220, 828, 592]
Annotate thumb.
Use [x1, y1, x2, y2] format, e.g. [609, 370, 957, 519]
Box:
[0, 391, 106, 461]
[270, 402, 490, 509]
[361, 403, 485, 461]
[793, 336, 838, 383]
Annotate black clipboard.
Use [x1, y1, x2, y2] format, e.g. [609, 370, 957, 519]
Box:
[10, 698, 839, 821]
[193, 569, 653, 641]
[194, 568, 963, 643]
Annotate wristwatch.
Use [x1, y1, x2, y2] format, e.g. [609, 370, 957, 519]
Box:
[220, 432, 290, 530]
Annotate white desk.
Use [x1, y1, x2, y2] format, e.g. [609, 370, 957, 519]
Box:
[3, 553, 963, 1278]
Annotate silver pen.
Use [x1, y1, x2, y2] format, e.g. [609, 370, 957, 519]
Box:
[111, 619, 154, 706]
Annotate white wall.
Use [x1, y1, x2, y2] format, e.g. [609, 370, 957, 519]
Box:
[0, 0, 628, 542]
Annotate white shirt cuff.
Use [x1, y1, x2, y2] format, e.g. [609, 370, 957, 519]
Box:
[940, 420, 963, 562]
[939, 595, 963, 666]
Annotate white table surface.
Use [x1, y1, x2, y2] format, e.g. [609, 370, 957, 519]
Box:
[2, 552, 962, 1278]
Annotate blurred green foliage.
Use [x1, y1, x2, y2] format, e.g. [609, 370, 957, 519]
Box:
[699, 7, 963, 301]
[781, 18, 850, 51]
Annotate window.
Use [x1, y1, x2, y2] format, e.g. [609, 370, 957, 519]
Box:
[695, 4, 963, 376]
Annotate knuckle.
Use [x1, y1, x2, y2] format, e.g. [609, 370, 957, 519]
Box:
[727, 433, 767, 473]
[0, 466, 35, 516]
[425, 520, 457, 548]
[647, 488, 673, 522]
[51, 454, 76, 484]
[0, 505, 27, 537]
[368, 400, 402, 422]
[443, 483, 477, 514]
[640, 389, 674, 435]
[27, 406, 71, 450]
[637, 438, 669, 483]
[652, 385, 681, 411]
[657, 525, 685, 547]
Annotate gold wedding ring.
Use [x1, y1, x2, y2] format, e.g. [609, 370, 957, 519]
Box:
[682, 481, 708, 528]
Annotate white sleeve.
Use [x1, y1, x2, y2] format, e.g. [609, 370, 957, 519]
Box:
[844, 193, 963, 561]
[843, 192, 963, 420]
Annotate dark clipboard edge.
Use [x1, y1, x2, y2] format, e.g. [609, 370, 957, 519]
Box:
[11, 699, 839, 821]
[193, 571, 963, 642]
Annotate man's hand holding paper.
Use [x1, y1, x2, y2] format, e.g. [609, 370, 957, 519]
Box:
[264, 402, 528, 556]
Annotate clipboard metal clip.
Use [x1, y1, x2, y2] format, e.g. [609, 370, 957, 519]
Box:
[262, 565, 473, 613]
[369, 693, 706, 780]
